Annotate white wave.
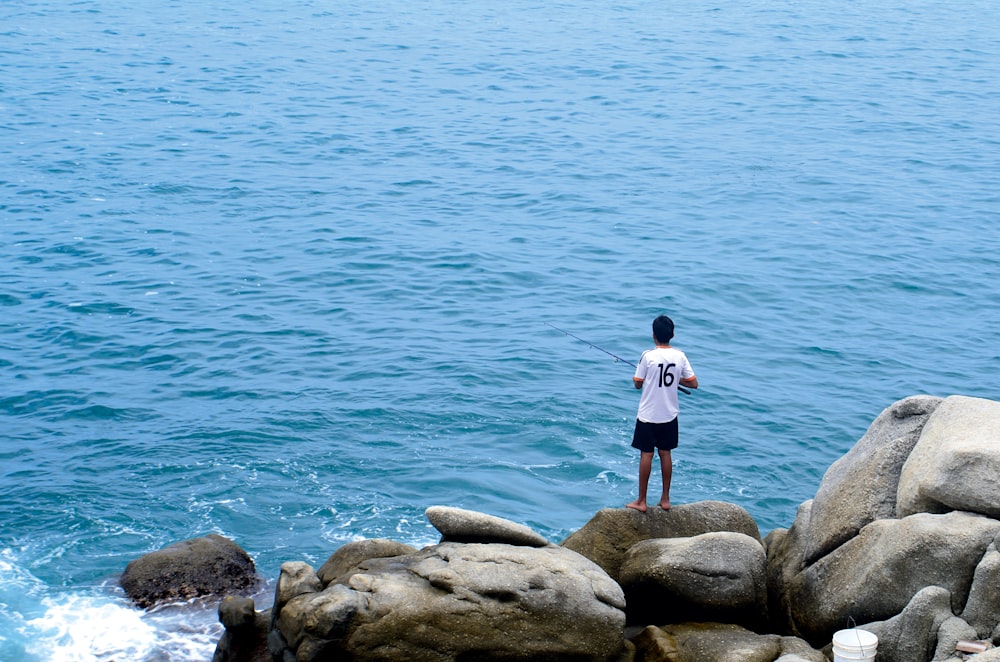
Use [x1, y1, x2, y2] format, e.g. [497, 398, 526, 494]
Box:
[21, 592, 222, 662]
[27, 598, 158, 662]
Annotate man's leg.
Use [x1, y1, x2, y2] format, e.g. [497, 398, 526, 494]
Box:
[658, 449, 673, 510]
[626, 451, 654, 513]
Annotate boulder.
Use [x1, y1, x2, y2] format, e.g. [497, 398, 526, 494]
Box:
[212, 596, 270, 662]
[802, 395, 941, 564]
[764, 502, 813, 634]
[898, 395, 1000, 518]
[779, 512, 1000, 643]
[960, 537, 1000, 638]
[270, 542, 627, 661]
[852, 586, 954, 662]
[932, 616, 979, 661]
[219, 594, 256, 631]
[425, 505, 550, 547]
[119, 534, 258, 609]
[272, 561, 323, 616]
[316, 538, 418, 584]
[619, 532, 767, 629]
[562, 500, 762, 580]
[630, 623, 826, 662]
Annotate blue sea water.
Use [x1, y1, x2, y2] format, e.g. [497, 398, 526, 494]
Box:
[2, 0, 999, 659]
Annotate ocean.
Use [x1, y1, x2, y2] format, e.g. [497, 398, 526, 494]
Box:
[2, 0, 998, 659]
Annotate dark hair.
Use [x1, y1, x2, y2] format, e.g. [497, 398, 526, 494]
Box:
[652, 315, 674, 344]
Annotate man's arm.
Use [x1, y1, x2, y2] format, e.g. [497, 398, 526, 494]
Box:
[633, 378, 643, 390]
[680, 375, 699, 389]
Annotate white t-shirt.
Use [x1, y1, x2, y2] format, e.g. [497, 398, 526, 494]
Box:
[634, 345, 695, 423]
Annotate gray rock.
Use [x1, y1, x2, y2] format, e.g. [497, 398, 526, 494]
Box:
[766, 395, 1000, 648]
[932, 616, 979, 661]
[275, 583, 361, 655]
[898, 395, 1000, 518]
[272, 561, 322, 617]
[425, 505, 550, 547]
[775, 636, 829, 662]
[562, 500, 762, 580]
[424, 506, 549, 547]
[619, 532, 767, 629]
[119, 534, 258, 609]
[960, 538, 1000, 638]
[272, 542, 626, 661]
[316, 538, 418, 584]
[780, 512, 1000, 643]
[764, 501, 813, 636]
[630, 623, 824, 662]
[802, 395, 941, 564]
[856, 586, 953, 662]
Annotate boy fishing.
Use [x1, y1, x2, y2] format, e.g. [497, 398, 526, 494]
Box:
[626, 314, 698, 512]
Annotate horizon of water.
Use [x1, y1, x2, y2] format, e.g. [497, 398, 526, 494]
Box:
[2, 0, 999, 659]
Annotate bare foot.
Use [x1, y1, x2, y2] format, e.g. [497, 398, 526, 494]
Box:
[626, 500, 648, 513]
[659, 499, 671, 511]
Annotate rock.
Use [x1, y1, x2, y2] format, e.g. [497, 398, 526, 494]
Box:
[630, 625, 678, 662]
[960, 538, 1000, 638]
[275, 583, 361, 656]
[425, 505, 550, 547]
[272, 561, 322, 616]
[316, 539, 418, 584]
[213, 596, 271, 662]
[775, 636, 829, 662]
[802, 395, 941, 564]
[766, 395, 1000, 648]
[119, 534, 258, 609]
[932, 616, 979, 661]
[630, 623, 825, 662]
[219, 595, 256, 630]
[764, 502, 814, 635]
[854, 586, 954, 662]
[562, 500, 762, 580]
[778, 511, 1000, 643]
[271, 542, 626, 661]
[619, 532, 767, 629]
[898, 395, 1000, 519]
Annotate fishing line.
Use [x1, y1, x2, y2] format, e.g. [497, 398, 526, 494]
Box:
[545, 322, 692, 394]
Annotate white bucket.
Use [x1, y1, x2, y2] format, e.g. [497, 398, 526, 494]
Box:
[832, 628, 878, 662]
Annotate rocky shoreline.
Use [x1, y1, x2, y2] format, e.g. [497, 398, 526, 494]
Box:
[119, 395, 1000, 661]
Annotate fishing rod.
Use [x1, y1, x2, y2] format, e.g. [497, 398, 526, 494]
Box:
[545, 322, 691, 394]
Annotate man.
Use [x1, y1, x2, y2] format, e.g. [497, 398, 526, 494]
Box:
[626, 314, 698, 512]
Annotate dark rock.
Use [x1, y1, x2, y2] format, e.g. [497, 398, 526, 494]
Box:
[120, 534, 258, 609]
[213, 596, 270, 662]
[219, 595, 256, 631]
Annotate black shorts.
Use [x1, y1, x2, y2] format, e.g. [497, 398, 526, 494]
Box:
[631, 418, 679, 453]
